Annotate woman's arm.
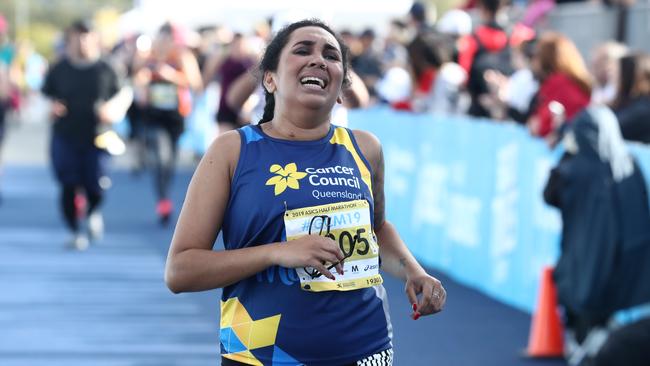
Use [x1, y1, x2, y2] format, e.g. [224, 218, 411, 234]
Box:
[165, 131, 344, 293]
[180, 50, 203, 92]
[201, 50, 223, 87]
[353, 130, 446, 317]
[225, 71, 258, 115]
[341, 70, 370, 109]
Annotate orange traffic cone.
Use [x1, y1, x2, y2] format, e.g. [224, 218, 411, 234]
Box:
[526, 266, 564, 358]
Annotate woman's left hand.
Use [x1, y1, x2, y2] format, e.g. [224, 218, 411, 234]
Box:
[405, 272, 446, 319]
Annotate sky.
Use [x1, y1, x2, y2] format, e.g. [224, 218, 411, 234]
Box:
[121, 0, 414, 36]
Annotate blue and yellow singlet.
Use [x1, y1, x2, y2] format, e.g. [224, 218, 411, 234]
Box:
[220, 124, 392, 365]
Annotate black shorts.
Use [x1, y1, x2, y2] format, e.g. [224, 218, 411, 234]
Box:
[144, 108, 184, 142]
[221, 348, 393, 366]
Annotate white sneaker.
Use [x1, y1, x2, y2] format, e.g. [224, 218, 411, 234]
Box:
[88, 211, 104, 240]
[67, 233, 90, 251]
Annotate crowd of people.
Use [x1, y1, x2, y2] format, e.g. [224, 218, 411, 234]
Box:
[0, 0, 649, 365]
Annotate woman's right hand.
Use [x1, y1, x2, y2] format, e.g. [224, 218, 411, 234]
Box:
[50, 100, 67, 119]
[271, 235, 345, 280]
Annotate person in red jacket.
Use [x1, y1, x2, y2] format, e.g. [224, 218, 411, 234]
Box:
[528, 32, 592, 143]
[457, 0, 535, 117]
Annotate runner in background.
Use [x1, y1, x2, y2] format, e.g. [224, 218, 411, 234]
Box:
[42, 20, 131, 249]
[132, 22, 202, 224]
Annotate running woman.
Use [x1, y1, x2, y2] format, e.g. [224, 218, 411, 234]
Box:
[165, 19, 446, 365]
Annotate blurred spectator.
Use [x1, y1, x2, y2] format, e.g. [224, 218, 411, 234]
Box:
[528, 32, 591, 142]
[374, 20, 412, 107]
[427, 62, 468, 115]
[390, 30, 452, 112]
[591, 41, 628, 105]
[544, 105, 650, 364]
[42, 19, 131, 249]
[505, 39, 539, 122]
[351, 28, 383, 98]
[132, 22, 202, 224]
[391, 2, 462, 113]
[425, 9, 474, 115]
[458, 0, 533, 118]
[202, 32, 257, 131]
[381, 19, 410, 68]
[418, 23, 470, 114]
[613, 53, 650, 144]
[484, 38, 539, 122]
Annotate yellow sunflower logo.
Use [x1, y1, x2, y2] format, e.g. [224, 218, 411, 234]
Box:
[265, 163, 307, 196]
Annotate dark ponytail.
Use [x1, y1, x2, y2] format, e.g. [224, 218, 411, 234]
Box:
[259, 90, 275, 124]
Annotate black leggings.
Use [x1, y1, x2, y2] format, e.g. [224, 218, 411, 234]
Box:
[143, 110, 182, 201]
[61, 185, 102, 232]
[145, 125, 179, 201]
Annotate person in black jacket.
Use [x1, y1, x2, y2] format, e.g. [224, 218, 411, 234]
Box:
[543, 105, 650, 361]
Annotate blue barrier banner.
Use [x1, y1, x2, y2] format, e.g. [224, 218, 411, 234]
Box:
[349, 107, 650, 313]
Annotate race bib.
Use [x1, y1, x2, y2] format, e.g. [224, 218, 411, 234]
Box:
[149, 83, 178, 110]
[284, 200, 383, 292]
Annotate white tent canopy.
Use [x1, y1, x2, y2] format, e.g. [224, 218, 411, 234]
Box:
[119, 0, 413, 36]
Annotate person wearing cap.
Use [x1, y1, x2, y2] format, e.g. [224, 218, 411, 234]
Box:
[42, 19, 132, 250]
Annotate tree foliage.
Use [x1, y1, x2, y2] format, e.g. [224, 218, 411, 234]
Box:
[0, 0, 131, 59]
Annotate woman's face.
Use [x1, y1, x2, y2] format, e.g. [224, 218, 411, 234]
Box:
[267, 26, 344, 113]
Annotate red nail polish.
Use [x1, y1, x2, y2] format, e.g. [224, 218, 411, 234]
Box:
[412, 303, 417, 312]
[413, 312, 421, 320]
